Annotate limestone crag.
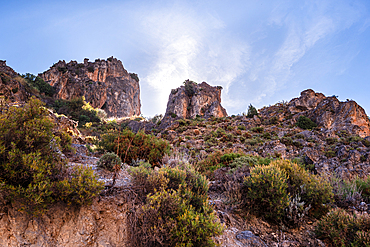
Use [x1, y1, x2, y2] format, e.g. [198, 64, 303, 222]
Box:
[164, 80, 227, 119]
[40, 57, 141, 118]
[288, 89, 326, 114]
[0, 60, 29, 103]
[287, 89, 370, 137]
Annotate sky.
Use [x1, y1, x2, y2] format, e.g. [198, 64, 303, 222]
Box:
[1, 0, 370, 117]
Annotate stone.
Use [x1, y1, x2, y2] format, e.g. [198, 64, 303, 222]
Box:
[236, 230, 267, 247]
[164, 80, 227, 119]
[40, 57, 141, 118]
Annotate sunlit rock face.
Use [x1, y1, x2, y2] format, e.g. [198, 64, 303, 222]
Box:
[40, 57, 141, 118]
[164, 80, 227, 119]
[288, 89, 370, 137]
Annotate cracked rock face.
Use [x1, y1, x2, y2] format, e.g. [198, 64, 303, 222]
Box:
[40, 57, 141, 118]
[164, 80, 227, 119]
[288, 89, 370, 137]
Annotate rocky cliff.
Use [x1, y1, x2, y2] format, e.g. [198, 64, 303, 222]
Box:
[288, 89, 370, 137]
[0, 60, 30, 103]
[164, 80, 227, 119]
[40, 57, 141, 118]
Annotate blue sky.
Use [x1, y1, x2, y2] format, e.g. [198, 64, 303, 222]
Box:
[1, 0, 370, 117]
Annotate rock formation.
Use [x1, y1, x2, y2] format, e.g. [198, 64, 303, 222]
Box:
[40, 57, 141, 118]
[288, 89, 370, 137]
[0, 60, 29, 103]
[164, 80, 227, 119]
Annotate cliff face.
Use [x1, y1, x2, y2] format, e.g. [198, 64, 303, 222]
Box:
[0, 60, 29, 103]
[287, 89, 370, 137]
[164, 80, 227, 119]
[40, 57, 141, 118]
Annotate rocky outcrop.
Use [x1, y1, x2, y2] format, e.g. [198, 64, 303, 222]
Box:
[308, 97, 370, 138]
[287, 89, 370, 137]
[0, 60, 30, 103]
[288, 89, 326, 114]
[40, 57, 141, 118]
[164, 80, 227, 119]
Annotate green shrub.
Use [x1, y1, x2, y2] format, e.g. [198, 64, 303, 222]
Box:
[242, 160, 333, 223]
[53, 97, 102, 127]
[237, 125, 246, 130]
[247, 104, 258, 118]
[0, 98, 104, 214]
[296, 116, 317, 130]
[250, 126, 264, 133]
[276, 160, 333, 212]
[280, 136, 293, 146]
[355, 176, 370, 202]
[98, 129, 171, 166]
[22, 73, 56, 97]
[315, 208, 370, 247]
[196, 150, 244, 178]
[129, 163, 223, 246]
[262, 132, 271, 139]
[54, 130, 74, 153]
[325, 150, 336, 158]
[326, 137, 338, 145]
[244, 163, 289, 221]
[183, 79, 197, 97]
[97, 152, 122, 172]
[214, 127, 226, 137]
[129, 73, 139, 82]
[170, 112, 177, 118]
[228, 155, 259, 173]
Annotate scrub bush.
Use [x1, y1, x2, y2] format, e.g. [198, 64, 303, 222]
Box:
[242, 160, 333, 223]
[244, 164, 289, 221]
[128, 163, 223, 246]
[296, 116, 317, 130]
[22, 73, 56, 97]
[98, 129, 171, 166]
[315, 208, 370, 247]
[53, 97, 102, 127]
[97, 152, 122, 172]
[0, 98, 104, 214]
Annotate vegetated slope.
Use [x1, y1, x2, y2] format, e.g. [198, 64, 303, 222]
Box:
[100, 88, 370, 246]
[40, 56, 141, 118]
[3, 58, 370, 246]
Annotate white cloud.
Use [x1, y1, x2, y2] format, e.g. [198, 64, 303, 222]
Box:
[139, 2, 250, 114]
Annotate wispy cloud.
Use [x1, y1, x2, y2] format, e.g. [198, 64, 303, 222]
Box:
[235, 0, 365, 111]
[139, 2, 250, 114]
